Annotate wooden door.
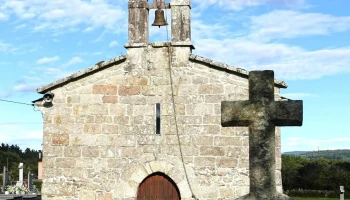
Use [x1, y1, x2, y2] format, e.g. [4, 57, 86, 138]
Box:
[137, 172, 181, 200]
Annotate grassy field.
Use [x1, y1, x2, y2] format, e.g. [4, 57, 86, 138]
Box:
[293, 198, 349, 200]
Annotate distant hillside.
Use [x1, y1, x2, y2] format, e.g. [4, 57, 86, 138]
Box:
[284, 149, 350, 162]
[283, 151, 309, 155]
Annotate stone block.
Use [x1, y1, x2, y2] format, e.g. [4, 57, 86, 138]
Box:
[102, 96, 118, 103]
[114, 116, 130, 124]
[76, 158, 94, 168]
[118, 86, 140, 95]
[178, 85, 198, 95]
[51, 134, 69, 146]
[203, 115, 220, 124]
[184, 125, 220, 135]
[84, 124, 101, 134]
[216, 158, 238, 168]
[177, 116, 202, 124]
[193, 104, 213, 115]
[100, 146, 116, 158]
[133, 105, 154, 115]
[193, 136, 213, 146]
[102, 124, 118, 134]
[109, 104, 127, 115]
[200, 146, 225, 156]
[121, 147, 142, 157]
[66, 95, 80, 103]
[238, 159, 249, 168]
[95, 115, 113, 123]
[192, 76, 208, 84]
[194, 157, 215, 167]
[129, 77, 148, 85]
[93, 85, 117, 95]
[205, 95, 224, 103]
[96, 193, 113, 200]
[76, 115, 95, 123]
[220, 187, 234, 198]
[82, 147, 100, 157]
[64, 146, 81, 157]
[141, 86, 156, 96]
[198, 84, 224, 94]
[214, 136, 248, 146]
[56, 158, 76, 168]
[119, 96, 146, 104]
[200, 186, 219, 198]
[227, 146, 248, 158]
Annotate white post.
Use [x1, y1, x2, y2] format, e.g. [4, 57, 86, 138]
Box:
[16, 163, 24, 187]
[340, 186, 345, 200]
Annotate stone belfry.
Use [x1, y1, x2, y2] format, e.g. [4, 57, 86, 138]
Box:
[126, 0, 193, 47]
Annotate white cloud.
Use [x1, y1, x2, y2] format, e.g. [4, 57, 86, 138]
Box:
[192, 0, 307, 11]
[62, 56, 83, 67]
[0, 41, 17, 53]
[248, 10, 350, 42]
[13, 83, 40, 92]
[0, 91, 10, 98]
[36, 56, 60, 64]
[109, 40, 118, 47]
[1, 0, 127, 33]
[192, 8, 350, 80]
[0, 124, 42, 150]
[0, 12, 8, 20]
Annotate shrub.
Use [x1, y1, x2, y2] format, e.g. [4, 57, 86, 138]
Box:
[32, 180, 42, 192]
[286, 189, 350, 198]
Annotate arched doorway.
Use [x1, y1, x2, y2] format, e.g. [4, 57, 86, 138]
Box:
[137, 172, 181, 200]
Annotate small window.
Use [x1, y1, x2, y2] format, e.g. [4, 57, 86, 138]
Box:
[156, 103, 161, 135]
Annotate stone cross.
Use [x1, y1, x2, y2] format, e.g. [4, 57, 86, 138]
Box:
[222, 70, 303, 200]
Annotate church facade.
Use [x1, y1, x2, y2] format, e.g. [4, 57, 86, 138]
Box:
[34, 0, 288, 199]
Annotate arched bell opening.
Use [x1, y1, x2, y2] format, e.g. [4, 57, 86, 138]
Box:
[137, 172, 181, 200]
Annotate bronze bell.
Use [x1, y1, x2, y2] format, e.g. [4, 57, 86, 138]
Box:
[152, 9, 168, 28]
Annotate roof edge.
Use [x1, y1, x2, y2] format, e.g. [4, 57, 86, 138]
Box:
[36, 55, 127, 94]
[189, 54, 288, 88]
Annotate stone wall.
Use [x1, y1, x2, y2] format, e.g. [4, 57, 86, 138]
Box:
[39, 44, 283, 199]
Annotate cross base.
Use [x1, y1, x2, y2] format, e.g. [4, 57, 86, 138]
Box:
[237, 193, 294, 200]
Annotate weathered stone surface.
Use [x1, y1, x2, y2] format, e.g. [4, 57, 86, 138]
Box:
[222, 70, 302, 199]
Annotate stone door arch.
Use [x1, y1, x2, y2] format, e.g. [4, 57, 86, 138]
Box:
[137, 172, 181, 200]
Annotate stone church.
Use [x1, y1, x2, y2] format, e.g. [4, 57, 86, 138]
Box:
[34, 0, 288, 199]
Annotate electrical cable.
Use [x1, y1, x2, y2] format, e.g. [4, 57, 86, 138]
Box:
[164, 8, 198, 199]
[0, 99, 34, 106]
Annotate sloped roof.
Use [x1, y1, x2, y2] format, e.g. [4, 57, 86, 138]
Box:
[189, 55, 287, 88]
[37, 55, 127, 94]
[36, 53, 287, 94]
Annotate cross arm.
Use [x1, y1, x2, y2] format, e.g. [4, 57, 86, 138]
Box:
[222, 101, 252, 127]
[269, 100, 303, 126]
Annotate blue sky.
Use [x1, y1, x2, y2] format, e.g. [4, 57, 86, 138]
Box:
[0, 0, 349, 152]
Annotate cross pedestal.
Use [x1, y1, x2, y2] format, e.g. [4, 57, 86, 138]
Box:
[222, 70, 303, 200]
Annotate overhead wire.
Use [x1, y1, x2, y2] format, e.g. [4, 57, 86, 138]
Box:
[0, 98, 41, 112]
[0, 99, 34, 106]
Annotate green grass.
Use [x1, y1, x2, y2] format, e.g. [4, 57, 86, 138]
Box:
[293, 198, 349, 200]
